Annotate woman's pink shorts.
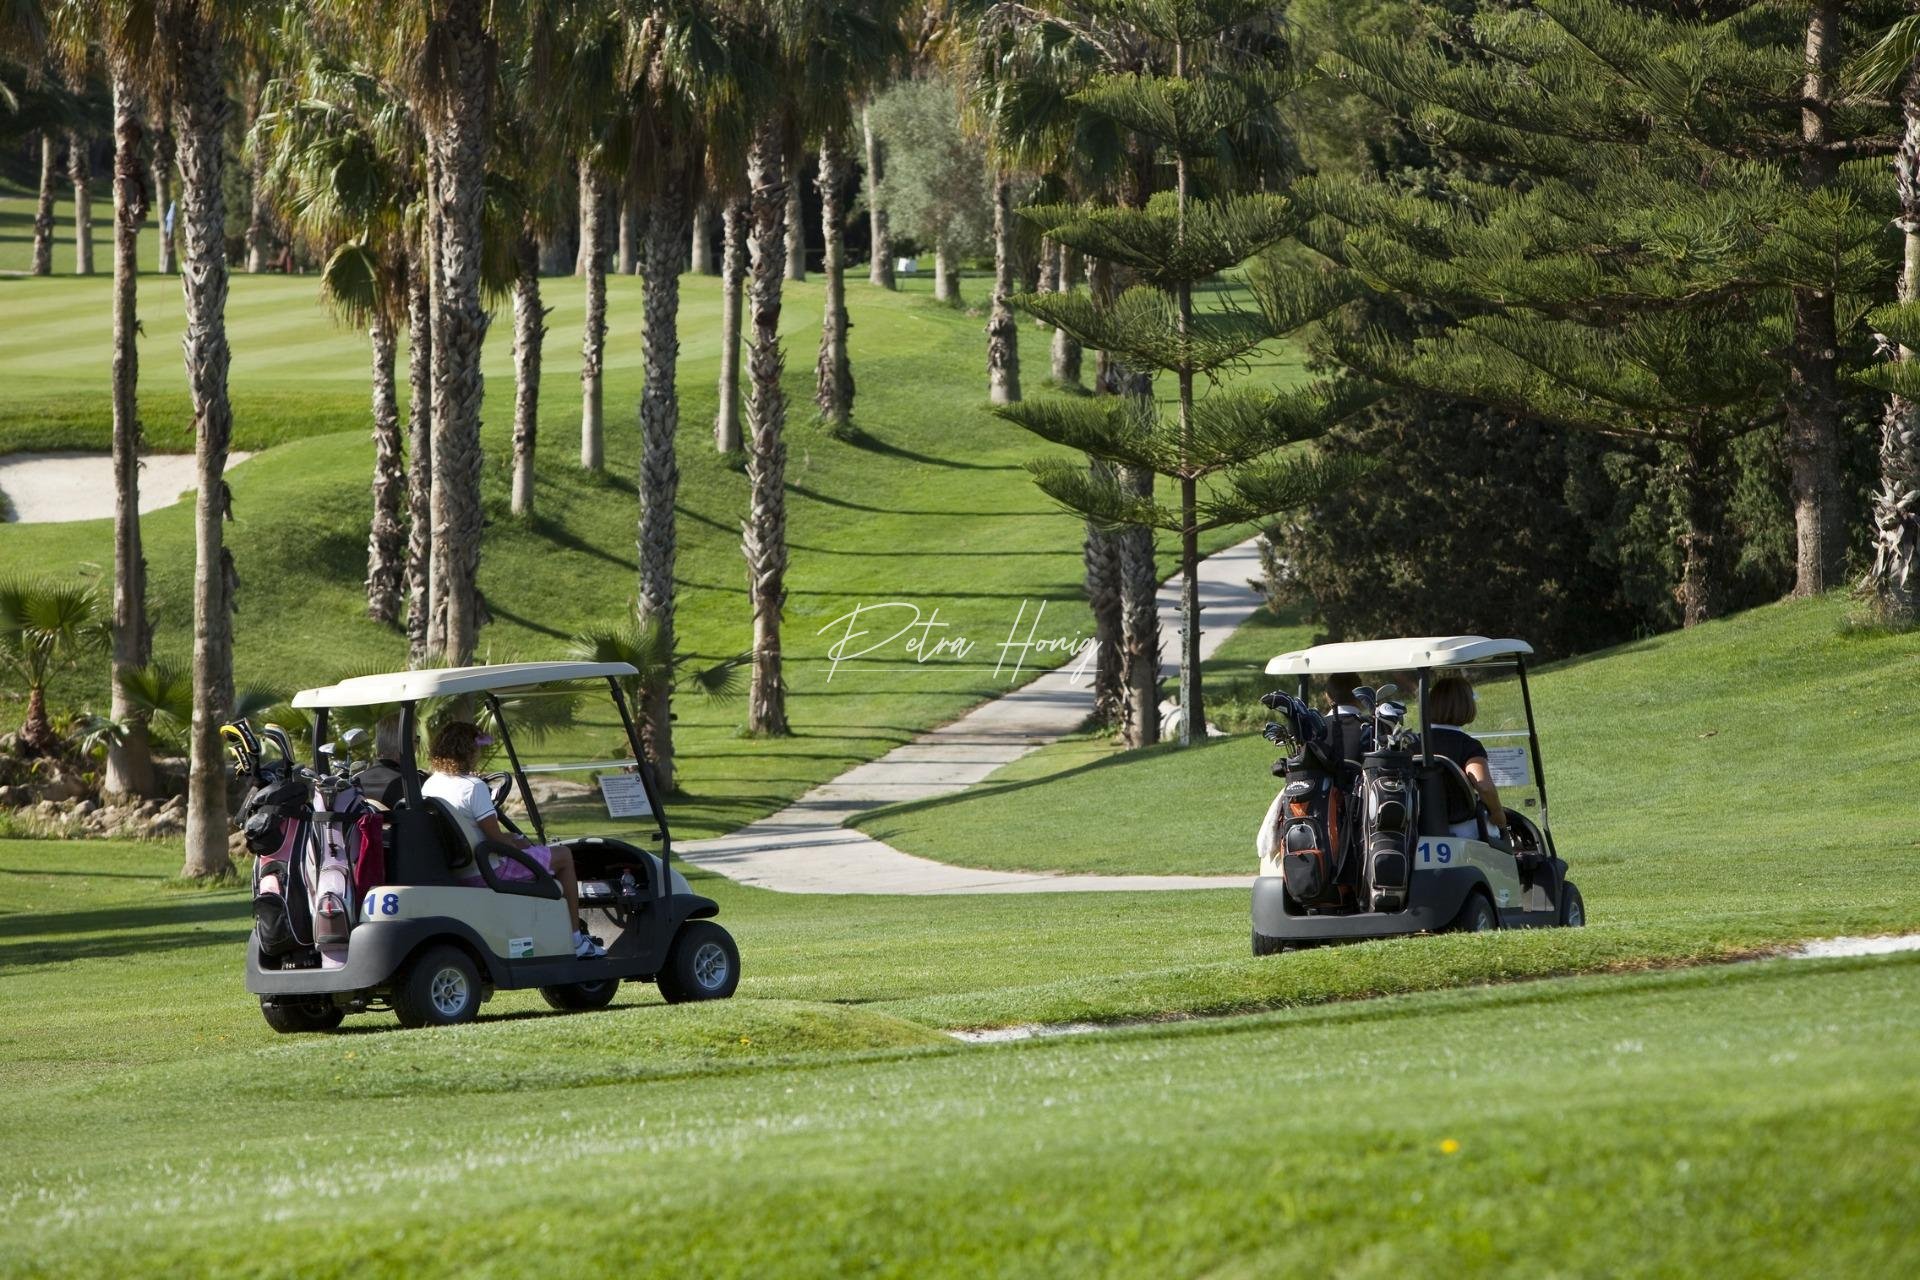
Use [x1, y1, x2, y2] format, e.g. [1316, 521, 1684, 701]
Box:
[458, 845, 558, 887]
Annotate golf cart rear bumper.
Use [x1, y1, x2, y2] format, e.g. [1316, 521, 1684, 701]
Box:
[1252, 869, 1482, 942]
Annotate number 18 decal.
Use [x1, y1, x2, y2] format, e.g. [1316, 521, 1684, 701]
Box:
[362, 891, 402, 917]
[1415, 839, 1454, 868]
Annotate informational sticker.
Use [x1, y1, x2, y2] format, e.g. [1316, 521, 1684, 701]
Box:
[1485, 746, 1531, 789]
[508, 936, 534, 959]
[597, 772, 654, 818]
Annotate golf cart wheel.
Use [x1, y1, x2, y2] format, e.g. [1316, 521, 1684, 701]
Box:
[1449, 891, 1498, 934]
[1559, 882, 1586, 928]
[540, 979, 621, 1012]
[260, 997, 345, 1034]
[656, 922, 740, 1004]
[392, 944, 482, 1028]
[1253, 929, 1287, 957]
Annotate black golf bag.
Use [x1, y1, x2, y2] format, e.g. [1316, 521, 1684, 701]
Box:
[1357, 748, 1418, 912]
[240, 772, 313, 960]
[1276, 763, 1352, 907]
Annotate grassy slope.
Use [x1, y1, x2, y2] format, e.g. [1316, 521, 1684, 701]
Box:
[1, 837, 1915, 1278]
[0, 258, 1292, 839]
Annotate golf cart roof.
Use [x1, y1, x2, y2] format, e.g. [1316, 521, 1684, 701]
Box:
[1264, 636, 1533, 676]
[291, 661, 638, 709]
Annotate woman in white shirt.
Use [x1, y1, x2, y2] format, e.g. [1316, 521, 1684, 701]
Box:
[424, 720, 604, 958]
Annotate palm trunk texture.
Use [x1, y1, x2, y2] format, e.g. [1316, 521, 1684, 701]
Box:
[987, 176, 1021, 405]
[934, 238, 959, 304]
[745, 124, 792, 735]
[1867, 68, 1920, 624]
[422, 0, 492, 667]
[105, 72, 154, 799]
[69, 130, 93, 276]
[1052, 244, 1082, 386]
[639, 177, 689, 789]
[511, 230, 545, 516]
[784, 174, 806, 283]
[155, 125, 178, 274]
[580, 169, 609, 472]
[863, 104, 894, 289]
[167, 4, 236, 878]
[815, 136, 853, 431]
[32, 133, 56, 276]
[716, 197, 747, 452]
[405, 248, 434, 665]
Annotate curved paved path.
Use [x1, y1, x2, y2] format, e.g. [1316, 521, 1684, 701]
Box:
[678, 537, 1266, 894]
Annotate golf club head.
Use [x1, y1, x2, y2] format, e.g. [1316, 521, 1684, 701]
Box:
[1353, 685, 1377, 714]
[261, 724, 295, 766]
[1259, 690, 1287, 711]
[1375, 681, 1400, 701]
[341, 727, 367, 752]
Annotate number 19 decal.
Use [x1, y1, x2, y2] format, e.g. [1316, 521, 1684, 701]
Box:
[1414, 839, 1454, 868]
[362, 891, 402, 918]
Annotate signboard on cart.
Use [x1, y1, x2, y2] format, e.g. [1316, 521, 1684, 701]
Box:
[1485, 746, 1531, 789]
[597, 772, 653, 818]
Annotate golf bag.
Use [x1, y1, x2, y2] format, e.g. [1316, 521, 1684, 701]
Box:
[1275, 764, 1351, 907]
[1357, 749, 1418, 912]
[305, 782, 386, 967]
[240, 774, 313, 959]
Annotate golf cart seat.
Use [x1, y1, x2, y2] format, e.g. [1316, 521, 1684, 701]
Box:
[1421, 756, 1510, 850]
[407, 797, 563, 900]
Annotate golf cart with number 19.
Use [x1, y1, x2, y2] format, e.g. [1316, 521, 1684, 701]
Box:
[1252, 636, 1584, 952]
[244, 661, 738, 1030]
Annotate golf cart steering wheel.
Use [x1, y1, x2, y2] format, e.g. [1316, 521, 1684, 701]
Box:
[483, 771, 515, 811]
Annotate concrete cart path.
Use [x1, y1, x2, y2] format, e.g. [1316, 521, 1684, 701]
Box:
[678, 537, 1267, 894]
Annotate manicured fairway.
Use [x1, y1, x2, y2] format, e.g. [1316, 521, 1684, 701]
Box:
[1, 834, 1914, 1280]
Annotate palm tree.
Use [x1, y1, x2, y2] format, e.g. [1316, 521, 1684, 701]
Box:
[862, 100, 893, 288]
[67, 124, 91, 274]
[715, 190, 748, 451]
[1852, 13, 1920, 625]
[403, 220, 433, 662]
[154, 121, 177, 272]
[814, 129, 855, 430]
[0, 578, 104, 760]
[569, 617, 744, 776]
[103, 32, 155, 796]
[744, 106, 793, 735]
[984, 169, 1019, 403]
[153, 0, 248, 878]
[32, 131, 56, 273]
[252, 56, 420, 627]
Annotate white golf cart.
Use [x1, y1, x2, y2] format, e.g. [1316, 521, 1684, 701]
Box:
[1253, 636, 1584, 952]
[243, 661, 738, 1030]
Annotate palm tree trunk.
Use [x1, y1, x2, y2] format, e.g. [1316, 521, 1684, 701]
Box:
[167, 3, 235, 879]
[105, 71, 154, 800]
[422, 0, 492, 667]
[987, 175, 1021, 405]
[746, 122, 791, 736]
[639, 176, 689, 790]
[716, 197, 747, 453]
[155, 125, 177, 275]
[244, 73, 274, 273]
[1034, 235, 1057, 324]
[690, 198, 716, 275]
[784, 172, 806, 283]
[32, 133, 56, 276]
[618, 191, 640, 276]
[863, 103, 894, 290]
[1866, 66, 1920, 625]
[934, 236, 960, 304]
[575, 163, 591, 276]
[68, 131, 93, 276]
[20, 686, 60, 758]
[511, 229, 545, 517]
[366, 310, 406, 625]
[1052, 243, 1083, 386]
[580, 168, 609, 472]
[1787, 1, 1844, 595]
[815, 135, 853, 431]
[1674, 434, 1724, 627]
[405, 246, 434, 665]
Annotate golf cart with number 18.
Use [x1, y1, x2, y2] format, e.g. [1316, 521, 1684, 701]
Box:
[1252, 636, 1584, 952]
[242, 661, 739, 1030]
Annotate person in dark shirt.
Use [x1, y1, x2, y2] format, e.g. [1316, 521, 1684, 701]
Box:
[1322, 672, 1368, 765]
[353, 714, 420, 809]
[1426, 675, 1506, 838]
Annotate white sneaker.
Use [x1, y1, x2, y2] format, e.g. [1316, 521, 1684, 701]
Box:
[573, 931, 605, 959]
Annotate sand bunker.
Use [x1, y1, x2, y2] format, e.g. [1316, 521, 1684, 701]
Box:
[0, 451, 253, 523]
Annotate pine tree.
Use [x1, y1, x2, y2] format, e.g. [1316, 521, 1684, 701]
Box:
[1311, 0, 1901, 621]
[993, 0, 1371, 745]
